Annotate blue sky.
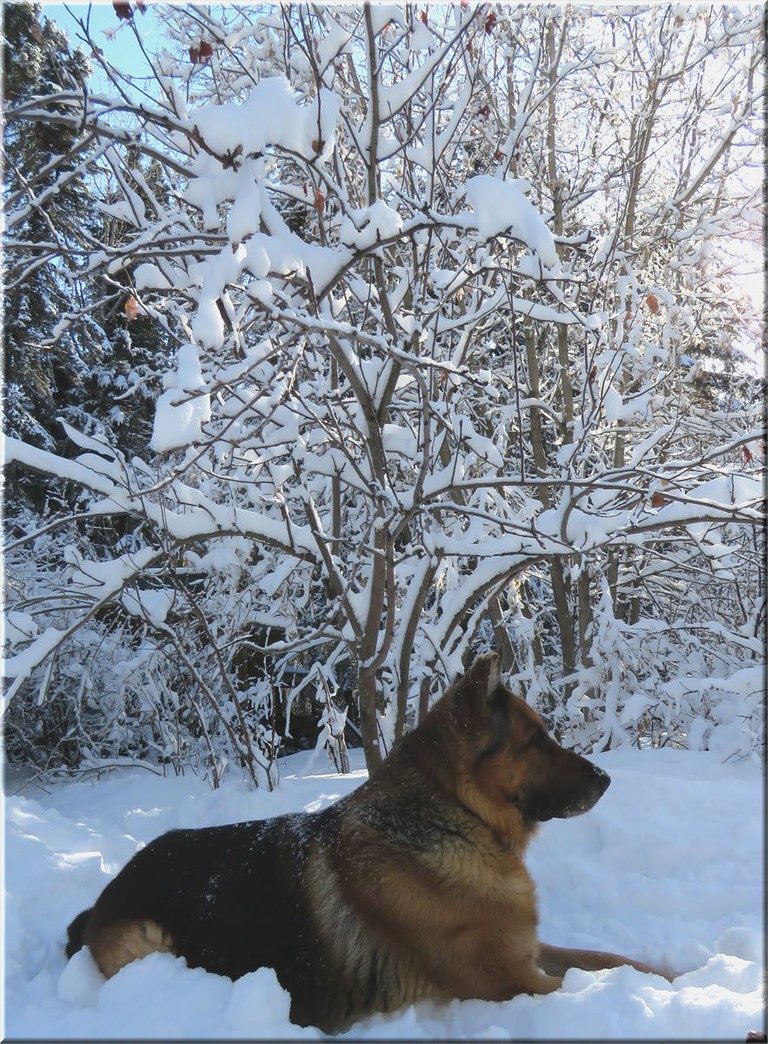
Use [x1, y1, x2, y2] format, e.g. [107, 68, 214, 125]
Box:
[43, 2, 160, 88]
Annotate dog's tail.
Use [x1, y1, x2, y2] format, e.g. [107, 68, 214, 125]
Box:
[538, 941, 675, 981]
[65, 907, 93, 958]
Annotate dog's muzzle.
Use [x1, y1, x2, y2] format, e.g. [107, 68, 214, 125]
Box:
[559, 766, 611, 818]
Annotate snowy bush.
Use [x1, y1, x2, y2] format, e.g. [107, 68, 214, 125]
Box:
[3, 4, 764, 782]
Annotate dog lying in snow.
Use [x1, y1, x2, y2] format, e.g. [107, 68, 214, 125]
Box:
[66, 654, 669, 1032]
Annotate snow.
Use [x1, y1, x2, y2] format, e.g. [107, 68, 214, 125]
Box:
[1, 626, 66, 699]
[133, 263, 172, 291]
[382, 422, 418, 458]
[3, 610, 39, 647]
[187, 77, 339, 164]
[604, 384, 624, 422]
[408, 20, 436, 51]
[462, 176, 560, 269]
[339, 199, 403, 250]
[150, 342, 212, 452]
[604, 384, 653, 422]
[3, 437, 318, 562]
[242, 228, 351, 297]
[226, 161, 264, 246]
[4, 747, 763, 1040]
[2, 544, 162, 715]
[652, 474, 762, 525]
[95, 200, 143, 227]
[315, 23, 353, 74]
[190, 244, 247, 351]
[369, 5, 405, 36]
[121, 589, 175, 628]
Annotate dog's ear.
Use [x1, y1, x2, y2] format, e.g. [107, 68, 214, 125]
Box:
[469, 652, 501, 702]
[450, 652, 502, 726]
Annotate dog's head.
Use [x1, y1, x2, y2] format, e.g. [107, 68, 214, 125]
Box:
[447, 653, 610, 829]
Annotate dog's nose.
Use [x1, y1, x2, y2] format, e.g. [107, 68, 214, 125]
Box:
[593, 766, 611, 794]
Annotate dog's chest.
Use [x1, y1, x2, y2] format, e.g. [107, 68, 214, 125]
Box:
[305, 843, 432, 1019]
[441, 834, 537, 911]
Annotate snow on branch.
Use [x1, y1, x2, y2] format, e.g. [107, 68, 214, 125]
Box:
[4, 3, 764, 776]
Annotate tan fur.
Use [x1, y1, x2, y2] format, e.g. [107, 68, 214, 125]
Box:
[327, 808, 561, 1004]
[538, 942, 669, 979]
[85, 918, 176, 979]
[306, 844, 432, 1013]
[342, 843, 557, 1000]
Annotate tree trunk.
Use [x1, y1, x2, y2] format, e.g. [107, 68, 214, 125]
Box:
[358, 666, 383, 773]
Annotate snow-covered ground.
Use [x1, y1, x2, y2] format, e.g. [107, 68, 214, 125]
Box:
[4, 746, 764, 1039]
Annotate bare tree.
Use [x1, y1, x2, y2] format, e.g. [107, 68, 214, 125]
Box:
[3, 3, 764, 781]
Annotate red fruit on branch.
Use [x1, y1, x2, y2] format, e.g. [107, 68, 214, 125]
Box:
[190, 41, 213, 63]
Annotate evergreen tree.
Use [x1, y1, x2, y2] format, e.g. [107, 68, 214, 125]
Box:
[2, 3, 92, 509]
[83, 147, 173, 461]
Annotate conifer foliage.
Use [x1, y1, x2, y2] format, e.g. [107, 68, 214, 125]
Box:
[3, 5, 92, 471]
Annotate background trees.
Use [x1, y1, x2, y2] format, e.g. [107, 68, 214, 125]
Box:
[2, 3, 93, 510]
[3, 3, 764, 785]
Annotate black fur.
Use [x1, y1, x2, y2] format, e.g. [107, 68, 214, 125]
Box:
[68, 807, 350, 1028]
[65, 907, 92, 958]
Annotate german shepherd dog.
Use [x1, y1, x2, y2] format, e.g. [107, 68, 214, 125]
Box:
[65, 654, 668, 1032]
